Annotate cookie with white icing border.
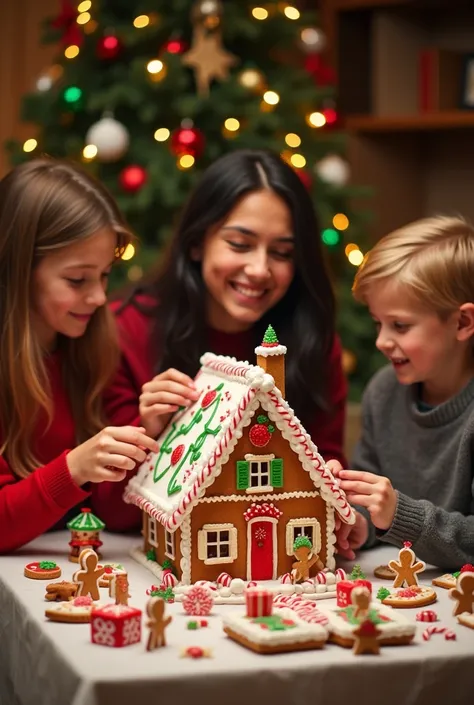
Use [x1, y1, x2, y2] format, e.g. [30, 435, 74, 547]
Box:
[318, 601, 416, 647]
[381, 585, 437, 608]
[45, 596, 97, 623]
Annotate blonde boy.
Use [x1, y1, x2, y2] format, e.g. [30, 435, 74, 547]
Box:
[336, 216, 474, 570]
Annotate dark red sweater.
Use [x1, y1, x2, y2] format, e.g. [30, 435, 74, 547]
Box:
[106, 299, 348, 467]
[0, 351, 140, 554]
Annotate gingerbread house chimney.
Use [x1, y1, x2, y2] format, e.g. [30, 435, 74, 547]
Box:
[255, 324, 287, 397]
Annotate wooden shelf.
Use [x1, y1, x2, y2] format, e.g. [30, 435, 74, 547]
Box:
[345, 111, 474, 133]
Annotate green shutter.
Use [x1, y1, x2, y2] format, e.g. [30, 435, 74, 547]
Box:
[271, 458, 284, 487]
[236, 461, 249, 489]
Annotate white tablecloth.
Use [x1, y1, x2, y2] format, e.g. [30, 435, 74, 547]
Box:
[1, 531, 473, 705]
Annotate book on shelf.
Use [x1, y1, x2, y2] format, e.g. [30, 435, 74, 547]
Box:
[418, 48, 463, 112]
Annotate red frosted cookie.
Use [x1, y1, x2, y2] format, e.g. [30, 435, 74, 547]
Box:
[24, 561, 61, 580]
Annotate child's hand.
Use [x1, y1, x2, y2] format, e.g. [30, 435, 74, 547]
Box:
[338, 470, 397, 531]
[335, 511, 369, 560]
[139, 368, 200, 438]
[67, 426, 159, 487]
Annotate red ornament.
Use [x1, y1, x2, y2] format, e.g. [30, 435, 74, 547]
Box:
[119, 165, 147, 193]
[51, 0, 83, 47]
[170, 126, 205, 158]
[170, 444, 185, 466]
[97, 35, 123, 60]
[304, 54, 336, 86]
[322, 107, 339, 128]
[164, 38, 188, 54]
[460, 564, 474, 573]
[249, 424, 271, 448]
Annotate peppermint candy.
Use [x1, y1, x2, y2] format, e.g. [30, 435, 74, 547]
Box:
[422, 626, 456, 641]
[416, 610, 438, 623]
[182, 585, 214, 616]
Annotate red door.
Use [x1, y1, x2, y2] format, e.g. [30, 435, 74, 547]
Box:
[250, 520, 274, 580]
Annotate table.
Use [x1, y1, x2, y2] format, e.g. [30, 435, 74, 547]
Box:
[1, 532, 473, 705]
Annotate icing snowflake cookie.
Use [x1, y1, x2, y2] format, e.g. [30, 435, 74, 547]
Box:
[223, 607, 328, 654]
[45, 596, 96, 622]
[317, 601, 416, 647]
[381, 585, 437, 608]
[24, 561, 61, 580]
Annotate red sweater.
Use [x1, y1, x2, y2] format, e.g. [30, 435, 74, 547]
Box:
[106, 299, 348, 466]
[0, 350, 140, 554]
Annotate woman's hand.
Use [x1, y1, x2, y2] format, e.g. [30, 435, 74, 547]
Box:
[67, 426, 159, 486]
[139, 368, 200, 438]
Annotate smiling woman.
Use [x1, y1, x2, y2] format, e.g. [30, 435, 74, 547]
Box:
[0, 158, 158, 554]
[108, 149, 348, 467]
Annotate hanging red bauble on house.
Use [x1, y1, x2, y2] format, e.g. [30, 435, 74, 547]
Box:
[170, 126, 205, 158]
[304, 54, 336, 86]
[97, 35, 123, 60]
[164, 38, 188, 54]
[119, 165, 147, 193]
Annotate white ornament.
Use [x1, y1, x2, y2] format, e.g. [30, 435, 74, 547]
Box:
[315, 155, 350, 186]
[85, 116, 130, 162]
[36, 75, 53, 92]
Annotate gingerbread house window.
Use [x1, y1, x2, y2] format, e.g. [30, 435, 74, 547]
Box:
[197, 523, 238, 565]
[164, 529, 175, 559]
[236, 455, 284, 493]
[285, 518, 321, 556]
[147, 517, 158, 548]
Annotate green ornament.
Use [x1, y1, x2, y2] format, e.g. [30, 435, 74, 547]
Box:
[262, 324, 279, 345]
[293, 535, 312, 552]
[39, 561, 57, 569]
[376, 587, 391, 601]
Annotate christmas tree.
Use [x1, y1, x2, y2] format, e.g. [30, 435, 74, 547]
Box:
[5, 0, 383, 399]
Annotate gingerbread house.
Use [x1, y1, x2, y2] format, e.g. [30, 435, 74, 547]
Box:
[125, 326, 355, 585]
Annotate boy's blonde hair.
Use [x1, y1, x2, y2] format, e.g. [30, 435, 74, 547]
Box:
[352, 216, 474, 314]
[0, 159, 133, 479]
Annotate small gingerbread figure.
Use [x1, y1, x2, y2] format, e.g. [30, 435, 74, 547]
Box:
[291, 536, 324, 583]
[388, 541, 425, 588]
[352, 619, 382, 655]
[110, 574, 131, 606]
[72, 548, 105, 601]
[146, 597, 172, 651]
[449, 571, 474, 616]
[45, 581, 78, 602]
[351, 586, 371, 620]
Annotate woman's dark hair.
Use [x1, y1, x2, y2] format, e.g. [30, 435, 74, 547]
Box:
[132, 149, 336, 424]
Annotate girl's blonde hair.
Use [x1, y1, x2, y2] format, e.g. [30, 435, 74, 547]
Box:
[352, 216, 474, 315]
[0, 158, 133, 478]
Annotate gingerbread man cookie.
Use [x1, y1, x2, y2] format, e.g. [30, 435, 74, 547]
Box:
[111, 574, 131, 606]
[351, 586, 371, 620]
[146, 597, 172, 651]
[352, 619, 382, 655]
[291, 536, 324, 583]
[388, 541, 425, 588]
[72, 548, 105, 601]
[449, 571, 474, 617]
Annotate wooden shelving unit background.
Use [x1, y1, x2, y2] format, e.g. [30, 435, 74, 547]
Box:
[320, 0, 474, 240]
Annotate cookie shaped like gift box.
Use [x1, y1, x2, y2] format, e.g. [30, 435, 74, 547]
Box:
[125, 326, 355, 591]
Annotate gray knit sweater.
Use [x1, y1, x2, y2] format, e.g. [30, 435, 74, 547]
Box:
[352, 365, 474, 570]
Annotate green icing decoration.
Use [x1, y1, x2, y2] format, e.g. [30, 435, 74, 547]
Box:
[262, 325, 279, 345]
[293, 535, 312, 552]
[39, 561, 57, 569]
[338, 606, 388, 625]
[146, 549, 157, 562]
[67, 509, 105, 531]
[452, 571, 460, 578]
[162, 559, 177, 576]
[257, 414, 269, 424]
[152, 383, 224, 496]
[267, 424, 275, 433]
[252, 615, 296, 631]
[150, 587, 175, 602]
[187, 621, 199, 630]
[376, 587, 391, 601]
[349, 564, 366, 580]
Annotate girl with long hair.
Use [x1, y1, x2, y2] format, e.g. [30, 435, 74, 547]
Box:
[109, 149, 347, 465]
[0, 159, 157, 553]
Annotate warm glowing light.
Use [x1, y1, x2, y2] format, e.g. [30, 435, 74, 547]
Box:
[307, 111, 326, 128]
[252, 7, 269, 20]
[64, 45, 80, 59]
[154, 128, 170, 142]
[77, 1, 91, 11]
[348, 249, 364, 266]
[224, 118, 240, 132]
[23, 139, 37, 153]
[37, 75, 53, 91]
[263, 90, 279, 105]
[285, 133, 301, 148]
[134, 15, 150, 28]
[345, 243, 359, 257]
[290, 154, 306, 168]
[239, 68, 263, 90]
[147, 59, 164, 74]
[333, 213, 349, 231]
[284, 6, 300, 20]
[83, 144, 98, 159]
[127, 265, 143, 282]
[77, 12, 91, 24]
[83, 19, 98, 34]
[178, 154, 195, 169]
[121, 244, 136, 261]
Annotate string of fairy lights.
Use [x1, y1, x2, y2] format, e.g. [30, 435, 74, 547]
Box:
[21, 1, 364, 267]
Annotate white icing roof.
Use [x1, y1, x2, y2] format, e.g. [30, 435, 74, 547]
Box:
[124, 353, 355, 530]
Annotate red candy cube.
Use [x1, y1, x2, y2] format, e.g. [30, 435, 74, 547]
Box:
[91, 604, 142, 648]
[336, 579, 373, 607]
